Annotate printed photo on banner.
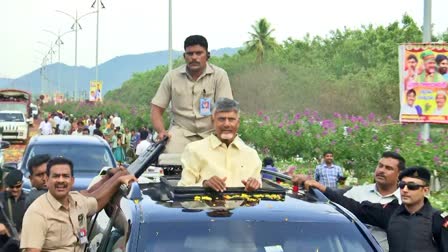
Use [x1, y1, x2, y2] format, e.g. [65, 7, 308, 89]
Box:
[399, 43, 448, 124]
[89, 81, 103, 102]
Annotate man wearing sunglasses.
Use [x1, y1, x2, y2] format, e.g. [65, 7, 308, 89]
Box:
[294, 166, 448, 252]
[0, 170, 25, 243]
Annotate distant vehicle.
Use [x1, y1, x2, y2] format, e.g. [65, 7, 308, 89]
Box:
[30, 103, 38, 119]
[0, 89, 33, 125]
[0, 110, 29, 143]
[17, 135, 117, 191]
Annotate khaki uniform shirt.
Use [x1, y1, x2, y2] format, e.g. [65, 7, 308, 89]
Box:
[20, 191, 98, 252]
[151, 63, 233, 153]
[178, 134, 262, 187]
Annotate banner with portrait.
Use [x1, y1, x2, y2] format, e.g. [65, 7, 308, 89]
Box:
[89, 80, 103, 102]
[399, 43, 448, 123]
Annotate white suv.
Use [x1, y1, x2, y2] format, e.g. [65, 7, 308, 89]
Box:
[0, 110, 29, 143]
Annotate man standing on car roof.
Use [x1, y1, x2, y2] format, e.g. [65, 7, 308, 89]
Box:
[151, 35, 233, 158]
[294, 166, 448, 252]
[178, 98, 261, 192]
[20, 157, 136, 252]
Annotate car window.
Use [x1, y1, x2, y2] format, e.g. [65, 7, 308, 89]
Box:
[141, 221, 375, 252]
[0, 113, 24, 122]
[25, 144, 115, 174]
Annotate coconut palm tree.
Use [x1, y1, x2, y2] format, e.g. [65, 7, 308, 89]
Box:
[245, 18, 278, 63]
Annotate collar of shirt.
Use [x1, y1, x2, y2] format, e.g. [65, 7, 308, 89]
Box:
[46, 192, 77, 211]
[395, 197, 433, 216]
[370, 184, 401, 202]
[209, 134, 244, 150]
[180, 62, 215, 80]
[318, 163, 336, 169]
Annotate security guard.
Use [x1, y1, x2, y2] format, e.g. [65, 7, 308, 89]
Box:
[0, 170, 26, 235]
[20, 157, 136, 252]
[295, 166, 448, 252]
[151, 35, 233, 157]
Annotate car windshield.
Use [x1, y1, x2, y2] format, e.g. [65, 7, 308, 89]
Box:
[141, 221, 375, 252]
[25, 144, 114, 174]
[0, 113, 24, 122]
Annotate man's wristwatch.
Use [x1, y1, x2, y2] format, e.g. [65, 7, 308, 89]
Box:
[202, 180, 208, 187]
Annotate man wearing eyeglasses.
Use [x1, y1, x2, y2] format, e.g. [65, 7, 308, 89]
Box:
[0, 170, 25, 239]
[294, 166, 448, 252]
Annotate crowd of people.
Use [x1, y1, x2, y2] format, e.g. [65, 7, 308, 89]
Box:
[38, 110, 155, 164]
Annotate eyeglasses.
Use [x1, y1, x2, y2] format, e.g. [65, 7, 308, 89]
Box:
[8, 183, 23, 189]
[398, 181, 426, 190]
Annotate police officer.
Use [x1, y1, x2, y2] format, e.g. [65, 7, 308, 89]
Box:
[295, 166, 448, 252]
[151, 35, 233, 159]
[20, 157, 136, 252]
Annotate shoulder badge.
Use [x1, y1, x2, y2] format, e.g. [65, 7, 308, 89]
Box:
[441, 212, 448, 229]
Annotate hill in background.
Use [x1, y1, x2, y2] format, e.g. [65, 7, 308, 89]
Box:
[1, 48, 238, 97]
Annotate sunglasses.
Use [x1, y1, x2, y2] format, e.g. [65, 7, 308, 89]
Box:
[8, 183, 23, 189]
[398, 181, 426, 190]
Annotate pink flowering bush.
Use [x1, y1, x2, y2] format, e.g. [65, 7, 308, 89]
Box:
[240, 110, 448, 181]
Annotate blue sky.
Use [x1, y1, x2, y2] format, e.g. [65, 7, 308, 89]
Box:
[1, 0, 447, 78]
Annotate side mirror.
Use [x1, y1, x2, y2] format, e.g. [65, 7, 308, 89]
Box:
[0, 141, 10, 150]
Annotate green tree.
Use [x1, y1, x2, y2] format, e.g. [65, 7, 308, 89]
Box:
[245, 18, 279, 63]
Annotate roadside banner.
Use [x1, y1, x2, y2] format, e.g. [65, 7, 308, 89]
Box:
[399, 43, 448, 123]
[89, 80, 103, 102]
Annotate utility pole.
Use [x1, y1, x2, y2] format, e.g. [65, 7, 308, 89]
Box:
[57, 9, 96, 101]
[43, 29, 73, 94]
[91, 0, 106, 82]
[168, 0, 173, 70]
[421, 0, 431, 142]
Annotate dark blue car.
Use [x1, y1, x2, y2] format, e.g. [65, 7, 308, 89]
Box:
[18, 135, 117, 191]
[87, 166, 382, 251]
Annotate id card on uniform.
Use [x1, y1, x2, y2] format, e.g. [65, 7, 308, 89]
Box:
[78, 228, 88, 244]
[200, 97, 212, 116]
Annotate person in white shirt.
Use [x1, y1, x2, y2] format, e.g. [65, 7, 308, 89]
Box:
[53, 114, 61, 134]
[88, 121, 96, 135]
[39, 118, 53, 135]
[112, 113, 122, 130]
[135, 131, 152, 156]
[343, 151, 406, 252]
[71, 121, 84, 136]
[63, 117, 71, 135]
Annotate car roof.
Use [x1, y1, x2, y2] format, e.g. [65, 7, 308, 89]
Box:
[124, 175, 352, 225]
[27, 135, 109, 146]
[138, 192, 352, 224]
[0, 110, 25, 114]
